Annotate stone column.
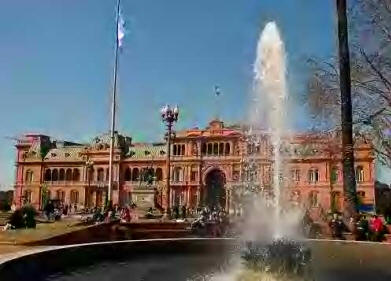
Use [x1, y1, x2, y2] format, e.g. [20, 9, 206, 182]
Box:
[92, 191, 96, 207]
[225, 187, 229, 212]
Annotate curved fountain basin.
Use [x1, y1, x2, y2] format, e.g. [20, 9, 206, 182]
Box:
[1, 238, 391, 281]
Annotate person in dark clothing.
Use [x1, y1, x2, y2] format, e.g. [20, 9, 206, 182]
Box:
[355, 215, 369, 241]
[181, 205, 187, 219]
[44, 201, 55, 220]
[329, 213, 345, 240]
[173, 205, 179, 219]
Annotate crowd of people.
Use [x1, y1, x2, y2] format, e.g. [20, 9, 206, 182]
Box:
[190, 206, 229, 237]
[328, 213, 386, 242]
[43, 200, 79, 221]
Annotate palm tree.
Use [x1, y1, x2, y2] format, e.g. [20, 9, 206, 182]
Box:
[336, 0, 358, 218]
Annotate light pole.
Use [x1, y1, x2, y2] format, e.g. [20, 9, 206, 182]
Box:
[161, 104, 179, 219]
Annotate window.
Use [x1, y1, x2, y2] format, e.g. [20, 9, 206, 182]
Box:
[190, 166, 198, 182]
[97, 168, 105, 182]
[52, 169, 58, 181]
[57, 190, 65, 202]
[132, 168, 139, 181]
[219, 143, 224, 155]
[124, 167, 131, 181]
[207, 143, 213, 155]
[70, 190, 79, 204]
[225, 143, 230, 155]
[25, 170, 34, 183]
[65, 169, 72, 181]
[357, 191, 365, 198]
[106, 168, 110, 181]
[182, 144, 186, 156]
[213, 143, 219, 155]
[59, 169, 65, 181]
[173, 144, 186, 156]
[331, 167, 338, 184]
[24, 190, 32, 204]
[72, 169, 80, 182]
[155, 168, 163, 181]
[201, 143, 206, 155]
[309, 191, 319, 207]
[44, 169, 51, 181]
[173, 167, 183, 182]
[356, 166, 364, 182]
[291, 169, 300, 182]
[308, 169, 319, 184]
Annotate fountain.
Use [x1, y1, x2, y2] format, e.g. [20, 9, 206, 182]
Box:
[2, 20, 391, 281]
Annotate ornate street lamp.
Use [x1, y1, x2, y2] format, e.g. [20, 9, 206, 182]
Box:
[161, 104, 179, 219]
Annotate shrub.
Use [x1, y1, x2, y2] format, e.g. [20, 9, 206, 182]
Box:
[8, 209, 25, 228]
[8, 205, 37, 229]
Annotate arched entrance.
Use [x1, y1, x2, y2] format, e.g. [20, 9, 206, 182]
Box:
[203, 169, 226, 209]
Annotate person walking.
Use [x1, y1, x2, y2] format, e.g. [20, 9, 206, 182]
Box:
[369, 215, 384, 242]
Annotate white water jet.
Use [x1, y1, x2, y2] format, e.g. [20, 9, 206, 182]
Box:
[253, 22, 287, 238]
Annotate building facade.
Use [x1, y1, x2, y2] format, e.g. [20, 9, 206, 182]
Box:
[13, 120, 375, 218]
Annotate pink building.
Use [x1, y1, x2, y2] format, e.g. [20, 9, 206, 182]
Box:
[13, 120, 375, 219]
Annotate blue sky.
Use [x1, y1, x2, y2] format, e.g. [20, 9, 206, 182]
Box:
[0, 0, 389, 189]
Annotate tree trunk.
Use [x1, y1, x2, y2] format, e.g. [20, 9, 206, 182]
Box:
[337, 0, 358, 219]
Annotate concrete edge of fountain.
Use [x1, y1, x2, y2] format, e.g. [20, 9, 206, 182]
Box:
[0, 237, 236, 265]
[2, 237, 391, 266]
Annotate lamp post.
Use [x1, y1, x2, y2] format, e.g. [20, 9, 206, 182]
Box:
[85, 159, 94, 208]
[161, 104, 179, 219]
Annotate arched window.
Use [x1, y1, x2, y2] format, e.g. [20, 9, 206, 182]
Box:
[65, 169, 72, 181]
[59, 169, 65, 181]
[207, 143, 213, 155]
[173, 167, 183, 182]
[24, 190, 32, 204]
[308, 169, 319, 184]
[201, 143, 206, 155]
[173, 145, 177, 156]
[70, 190, 79, 204]
[124, 167, 131, 181]
[156, 168, 163, 181]
[132, 168, 139, 181]
[290, 169, 300, 182]
[25, 170, 34, 183]
[213, 143, 219, 155]
[57, 190, 65, 202]
[52, 169, 59, 181]
[219, 143, 224, 155]
[331, 167, 338, 184]
[181, 144, 186, 156]
[356, 166, 364, 182]
[44, 169, 51, 181]
[309, 191, 319, 207]
[97, 168, 105, 182]
[72, 169, 80, 182]
[225, 143, 230, 155]
[141, 168, 149, 182]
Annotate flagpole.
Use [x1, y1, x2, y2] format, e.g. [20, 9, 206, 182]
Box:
[108, 0, 121, 206]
